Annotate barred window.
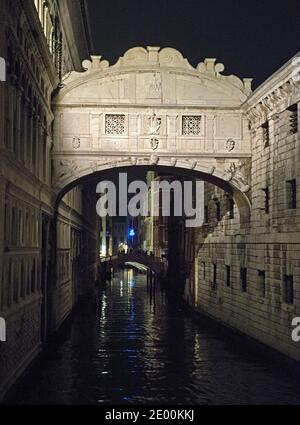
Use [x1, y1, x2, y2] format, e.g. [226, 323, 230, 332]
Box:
[216, 201, 221, 221]
[182, 115, 202, 135]
[212, 263, 217, 290]
[283, 275, 294, 304]
[105, 114, 125, 135]
[228, 197, 234, 219]
[286, 179, 297, 209]
[225, 265, 231, 287]
[287, 104, 298, 134]
[202, 261, 206, 280]
[262, 187, 270, 214]
[241, 267, 247, 292]
[258, 270, 266, 297]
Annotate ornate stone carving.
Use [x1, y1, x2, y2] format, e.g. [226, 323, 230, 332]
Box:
[150, 137, 159, 150]
[225, 138, 235, 152]
[72, 137, 80, 149]
[53, 159, 79, 185]
[223, 162, 237, 182]
[146, 73, 162, 98]
[148, 112, 161, 136]
[82, 55, 110, 72]
[182, 115, 201, 135]
[197, 58, 225, 76]
[208, 166, 216, 175]
[148, 112, 161, 150]
[223, 161, 250, 192]
[170, 157, 177, 167]
[149, 154, 159, 165]
[105, 114, 125, 135]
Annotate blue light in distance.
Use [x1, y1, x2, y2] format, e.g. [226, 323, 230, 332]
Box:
[129, 228, 135, 237]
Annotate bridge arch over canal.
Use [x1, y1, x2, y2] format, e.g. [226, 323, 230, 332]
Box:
[51, 46, 253, 215]
[100, 252, 167, 276]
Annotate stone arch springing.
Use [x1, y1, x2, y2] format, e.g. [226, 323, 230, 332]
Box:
[52, 164, 251, 223]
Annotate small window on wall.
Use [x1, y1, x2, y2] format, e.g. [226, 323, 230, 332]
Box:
[261, 121, 269, 148]
[286, 179, 297, 209]
[282, 275, 294, 304]
[241, 267, 247, 292]
[258, 270, 266, 297]
[216, 202, 221, 222]
[202, 262, 206, 280]
[287, 104, 298, 134]
[225, 265, 231, 287]
[228, 198, 234, 219]
[212, 263, 217, 290]
[105, 114, 125, 135]
[262, 187, 270, 214]
[182, 115, 201, 135]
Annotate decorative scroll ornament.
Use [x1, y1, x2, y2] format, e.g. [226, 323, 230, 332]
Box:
[72, 137, 80, 149]
[225, 138, 235, 152]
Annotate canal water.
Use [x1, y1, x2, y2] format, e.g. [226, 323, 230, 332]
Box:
[4, 269, 300, 405]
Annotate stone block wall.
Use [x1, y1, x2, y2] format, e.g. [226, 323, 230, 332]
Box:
[187, 62, 300, 361]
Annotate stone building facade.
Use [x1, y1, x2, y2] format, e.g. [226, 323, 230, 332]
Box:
[0, 6, 299, 399]
[49, 45, 299, 363]
[188, 55, 300, 362]
[0, 0, 99, 399]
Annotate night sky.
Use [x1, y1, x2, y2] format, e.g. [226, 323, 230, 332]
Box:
[86, 0, 300, 88]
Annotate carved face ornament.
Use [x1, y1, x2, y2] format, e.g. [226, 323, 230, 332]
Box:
[225, 138, 235, 152]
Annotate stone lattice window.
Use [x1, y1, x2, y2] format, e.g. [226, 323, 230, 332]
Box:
[105, 114, 125, 135]
[182, 115, 202, 135]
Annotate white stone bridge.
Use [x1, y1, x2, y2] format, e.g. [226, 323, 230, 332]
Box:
[100, 252, 167, 275]
[52, 46, 253, 215]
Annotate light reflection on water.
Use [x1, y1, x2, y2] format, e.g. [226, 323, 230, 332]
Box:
[4, 269, 300, 405]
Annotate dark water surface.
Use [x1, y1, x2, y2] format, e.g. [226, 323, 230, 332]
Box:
[4, 269, 300, 405]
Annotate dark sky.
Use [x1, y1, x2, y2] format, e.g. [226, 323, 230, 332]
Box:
[86, 0, 299, 88]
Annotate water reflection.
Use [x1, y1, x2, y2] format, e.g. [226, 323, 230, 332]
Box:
[4, 269, 300, 405]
